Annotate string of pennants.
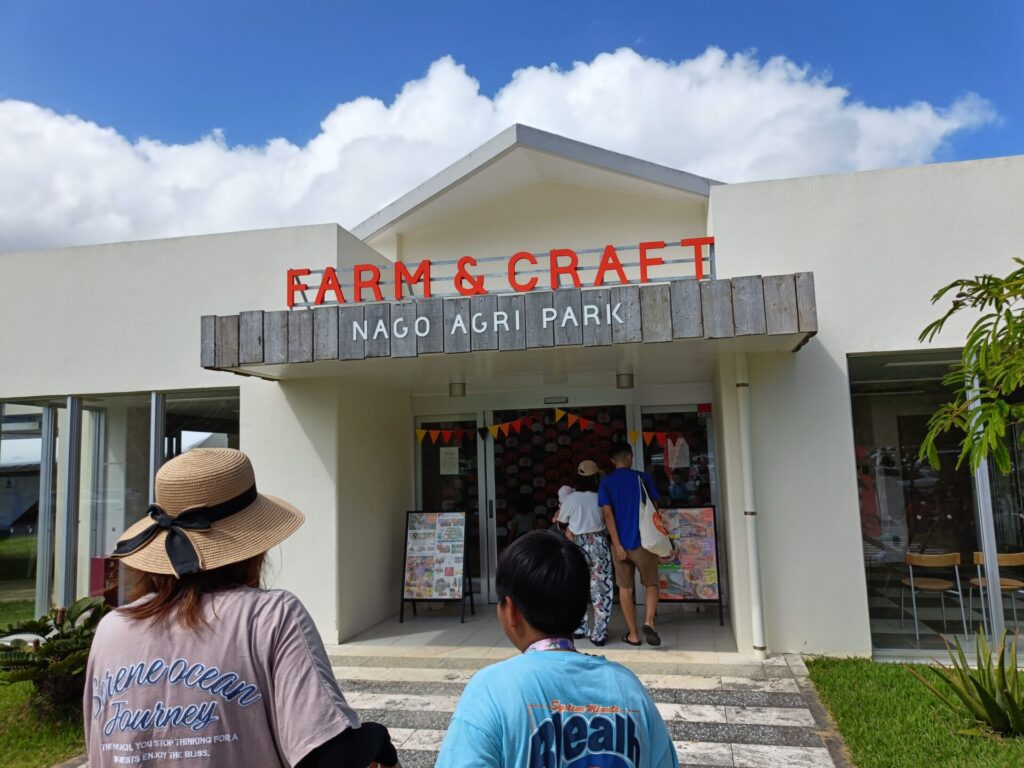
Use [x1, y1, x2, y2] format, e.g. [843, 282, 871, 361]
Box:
[415, 408, 695, 446]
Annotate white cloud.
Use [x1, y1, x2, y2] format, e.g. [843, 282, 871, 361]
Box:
[0, 47, 996, 251]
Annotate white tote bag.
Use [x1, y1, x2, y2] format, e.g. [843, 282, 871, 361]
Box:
[637, 473, 673, 557]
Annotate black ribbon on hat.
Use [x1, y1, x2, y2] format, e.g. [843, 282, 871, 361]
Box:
[112, 485, 258, 576]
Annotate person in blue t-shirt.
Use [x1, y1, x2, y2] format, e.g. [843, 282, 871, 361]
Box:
[435, 532, 678, 768]
[598, 441, 663, 647]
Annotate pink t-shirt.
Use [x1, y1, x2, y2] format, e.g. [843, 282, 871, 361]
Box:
[84, 588, 358, 767]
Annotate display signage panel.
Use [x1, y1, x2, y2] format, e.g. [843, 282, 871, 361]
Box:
[658, 506, 724, 623]
[401, 511, 467, 600]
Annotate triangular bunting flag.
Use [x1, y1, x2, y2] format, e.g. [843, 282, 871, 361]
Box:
[477, 427, 490, 441]
[488, 425, 500, 439]
[643, 432, 654, 446]
[579, 417, 591, 430]
[510, 419, 523, 434]
[567, 413, 579, 428]
[441, 430, 453, 444]
[656, 431, 668, 446]
[429, 430, 441, 444]
[628, 430, 640, 443]
[499, 422, 510, 437]
[416, 429, 427, 443]
[554, 408, 566, 422]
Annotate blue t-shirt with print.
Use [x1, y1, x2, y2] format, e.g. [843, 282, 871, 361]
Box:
[598, 468, 660, 550]
[435, 650, 678, 768]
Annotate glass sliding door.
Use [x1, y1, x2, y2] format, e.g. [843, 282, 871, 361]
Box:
[487, 405, 628, 599]
[416, 416, 482, 595]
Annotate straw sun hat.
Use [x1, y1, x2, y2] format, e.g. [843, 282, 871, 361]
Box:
[112, 448, 304, 577]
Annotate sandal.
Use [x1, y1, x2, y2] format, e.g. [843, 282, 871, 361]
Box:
[641, 624, 661, 647]
[621, 632, 642, 646]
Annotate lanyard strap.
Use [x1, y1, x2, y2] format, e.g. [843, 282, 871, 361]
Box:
[525, 637, 577, 653]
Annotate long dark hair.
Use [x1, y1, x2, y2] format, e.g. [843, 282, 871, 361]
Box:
[119, 553, 265, 630]
[575, 473, 600, 493]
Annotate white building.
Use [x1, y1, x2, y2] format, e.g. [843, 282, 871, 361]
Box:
[2, 125, 1022, 658]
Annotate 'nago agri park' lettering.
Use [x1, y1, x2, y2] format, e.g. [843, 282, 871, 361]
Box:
[348, 302, 623, 341]
[287, 237, 714, 307]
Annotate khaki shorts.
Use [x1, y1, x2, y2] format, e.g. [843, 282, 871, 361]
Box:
[613, 546, 660, 588]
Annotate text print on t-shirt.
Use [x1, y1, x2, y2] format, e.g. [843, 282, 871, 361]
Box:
[92, 657, 262, 737]
[529, 699, 641, 768]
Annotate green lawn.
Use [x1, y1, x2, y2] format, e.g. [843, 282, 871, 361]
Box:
[808, 657, 1024, 768]
[0, 599, 35, 628]
[0, 682, 83, 768]
[0, 534, 37, 580]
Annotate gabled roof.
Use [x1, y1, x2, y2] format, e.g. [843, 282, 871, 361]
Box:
[352, 124, 720, 242]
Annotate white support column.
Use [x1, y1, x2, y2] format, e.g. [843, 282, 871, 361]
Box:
[56, 396, 82, 608]
[148, 393, 165, 504]
[966, 375, 1006, 643]
[35, 405, 57, 615]
[735, 352, 767, 658]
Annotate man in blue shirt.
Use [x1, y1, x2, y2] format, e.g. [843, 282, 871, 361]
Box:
[599, 441, 663, 647]
[435, 532, 678, 768]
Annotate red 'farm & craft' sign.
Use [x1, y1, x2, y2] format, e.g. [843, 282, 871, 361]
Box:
[286, 237, 714, 308]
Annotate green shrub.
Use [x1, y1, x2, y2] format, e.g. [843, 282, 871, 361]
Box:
[0, 596, 111, 719]
[909, 631, 1024, 736]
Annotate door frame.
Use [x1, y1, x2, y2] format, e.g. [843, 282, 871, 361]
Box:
[413, 411, 488, 600]
[482, 398, 638, 602]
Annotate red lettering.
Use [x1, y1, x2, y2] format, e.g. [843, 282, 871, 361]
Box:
[353, 263, 383, 302]
[680, 237, 715, 280]
[639, 241, 666, 283]
[395, 260, 432, 300]
[594, 245, 629, 287]
[287, 268, 311, 308]
[314, 266, 346, 305]
[508, 251, 538, 292]
[549, 248, 581, 290]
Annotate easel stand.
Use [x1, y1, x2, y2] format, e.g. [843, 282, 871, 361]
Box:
[400, 574, 476, 623]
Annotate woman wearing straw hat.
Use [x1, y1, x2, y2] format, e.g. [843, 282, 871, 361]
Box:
[83, 448, 401, 768]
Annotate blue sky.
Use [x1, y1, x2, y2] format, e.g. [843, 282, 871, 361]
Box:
[2, 0, 1019, 159]
[0, 1, 1020, 250]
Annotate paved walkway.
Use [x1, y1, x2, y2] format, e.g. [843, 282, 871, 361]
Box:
[63, 610, 847, 767]
[325, 609, 845, 767]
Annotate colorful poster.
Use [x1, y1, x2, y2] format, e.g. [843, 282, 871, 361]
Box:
[403, 512, 466, 599]
[657, 507, 719, 602]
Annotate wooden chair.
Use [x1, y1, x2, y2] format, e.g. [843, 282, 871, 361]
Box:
[901, 553, 968, 643]
[969, 551, 1024, 634]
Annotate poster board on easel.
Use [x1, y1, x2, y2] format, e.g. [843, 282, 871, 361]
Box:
[657, 506, 725, 625]
[399, 510, 475, 623]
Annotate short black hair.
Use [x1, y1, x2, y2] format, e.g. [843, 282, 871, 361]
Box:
[610, 441, 633, 460]
[495, 531, 589, 636]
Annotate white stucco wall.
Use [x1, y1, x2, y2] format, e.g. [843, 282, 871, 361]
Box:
[336, 380, 413, 641]
[372, 182, 709, 293]
[709, 155, 1024, 655]
[0, 223, 382, 399]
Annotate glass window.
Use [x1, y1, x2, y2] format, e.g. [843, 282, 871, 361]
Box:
[76, 394, 152, 603]
[0, 404, 46, 625]
[164, 389, 240, 458]
[849, 351, 982, 650]
[639, 408, 715, 508]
